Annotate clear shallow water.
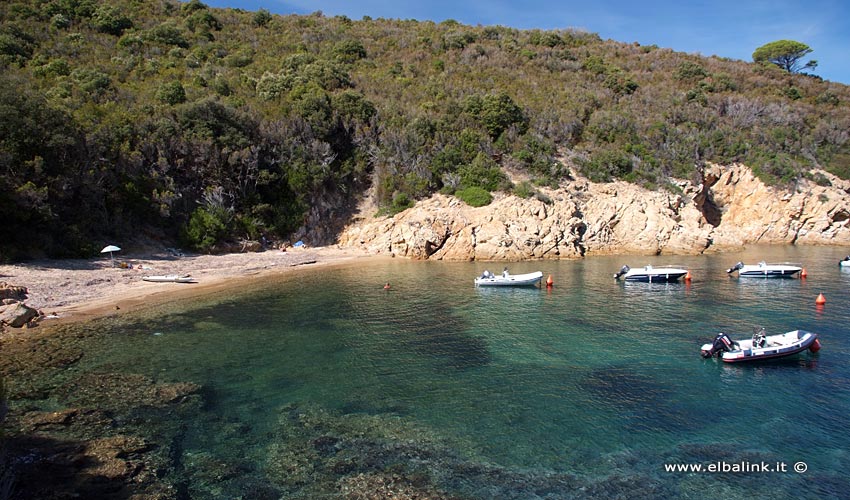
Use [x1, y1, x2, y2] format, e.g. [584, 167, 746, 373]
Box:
[77, 246, 850, 498]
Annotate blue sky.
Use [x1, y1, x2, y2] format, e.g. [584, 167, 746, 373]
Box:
[203, 0, 849, 85]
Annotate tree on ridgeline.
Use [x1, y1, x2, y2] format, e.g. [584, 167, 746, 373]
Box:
[752, 40, 817, 73]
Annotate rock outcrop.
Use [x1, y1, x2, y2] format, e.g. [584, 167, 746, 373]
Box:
[338, 164, 850, 260]
[0, 281, 40, 329]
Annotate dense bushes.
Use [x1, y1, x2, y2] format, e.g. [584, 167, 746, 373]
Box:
[0, 0, 848, 260]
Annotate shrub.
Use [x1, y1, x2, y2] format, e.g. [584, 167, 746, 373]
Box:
[455, 186, 492, 207]
[674, 61, 708, 82]
[579, 149, 633, 182]
[184, 206, 229, 251]
[458, 153, 508, 191]
[253, 8, 272, 27]
[91, 5, 133, 36]
[156, 81, 186, 105]
[513, 181, 534, 199]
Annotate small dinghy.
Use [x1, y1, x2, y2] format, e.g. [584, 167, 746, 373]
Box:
[700, 327, 821, 363]
[474, 269, 543, 287]
[142, 274, 194, 283]
[840, 256, 850, 268]
[613, 265, 688, 283]
[726, 261, 801, 278]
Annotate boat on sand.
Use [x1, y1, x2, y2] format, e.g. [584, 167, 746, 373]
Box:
[142, 274, 194, 283]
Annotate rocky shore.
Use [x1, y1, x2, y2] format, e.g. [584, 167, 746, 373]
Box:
[338, 164, 850, 260]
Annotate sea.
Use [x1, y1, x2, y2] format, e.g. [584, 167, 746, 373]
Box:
[38, 245, 850, 498]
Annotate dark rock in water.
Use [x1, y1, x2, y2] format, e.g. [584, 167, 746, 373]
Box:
[57, 372, 201, 410]
[580, 365, 693, 432]
[3, 433, 174, 500]
[264, 402, 680, 499]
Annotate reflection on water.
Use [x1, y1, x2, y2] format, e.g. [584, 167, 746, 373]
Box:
[16, 246, 850, 498]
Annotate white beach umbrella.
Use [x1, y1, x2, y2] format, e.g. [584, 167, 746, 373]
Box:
[100, 244, 121, 266]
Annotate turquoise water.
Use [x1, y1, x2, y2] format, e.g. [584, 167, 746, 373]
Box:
[77, 246, 850, 498]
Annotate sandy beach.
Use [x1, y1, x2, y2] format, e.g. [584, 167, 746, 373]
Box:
[0, 245, 378, 325]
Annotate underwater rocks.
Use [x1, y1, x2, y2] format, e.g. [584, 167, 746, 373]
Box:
[262, 402, 676, 499]
[56, 372, 201, 410]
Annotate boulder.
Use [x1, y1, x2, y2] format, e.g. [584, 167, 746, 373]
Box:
[0, 302, 39, 328]
[0, 281, 28, 301]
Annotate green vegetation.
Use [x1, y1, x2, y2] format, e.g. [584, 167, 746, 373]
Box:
[455, 186, 493, 207]
[752, 40, 817, 74]
[1, 1, 848, 260]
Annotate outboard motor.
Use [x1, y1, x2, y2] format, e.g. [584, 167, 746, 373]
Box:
[701, 332, 736, 358]
[614, 265, 630, 280]
[726, 262, 744, 274]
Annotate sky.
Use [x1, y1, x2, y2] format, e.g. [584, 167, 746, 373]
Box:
[203, 0, 850, 85]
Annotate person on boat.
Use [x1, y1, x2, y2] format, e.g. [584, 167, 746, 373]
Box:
[481, 270, 493, 279]
[503, 267, 509, 278]
[752, 327, 767, 348]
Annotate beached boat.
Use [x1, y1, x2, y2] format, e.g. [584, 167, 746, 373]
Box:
[840, 256, 850, 267]
[474, 270, 543, 287]
[726, 261, 801, 277]
[142, 274, 194, 283]
[700, 328, 821, 363]
[613, 265, 688, 283]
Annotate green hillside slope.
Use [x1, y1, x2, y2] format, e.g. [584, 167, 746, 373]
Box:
[1, 0, 848, 260]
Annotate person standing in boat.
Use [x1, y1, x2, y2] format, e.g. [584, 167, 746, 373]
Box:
[503, 267, 509, 278]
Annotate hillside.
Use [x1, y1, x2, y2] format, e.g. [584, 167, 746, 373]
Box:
[1, 0, 849, 260]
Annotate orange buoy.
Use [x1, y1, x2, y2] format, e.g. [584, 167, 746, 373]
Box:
[810, 338, 822, 353]
[546, 274, 554, 287]
[801, 268, 808, 278]
[684, 270, 692, 282]
[815, 293, 826, 305]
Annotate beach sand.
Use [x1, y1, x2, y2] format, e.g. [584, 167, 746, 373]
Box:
[0, 246, 380, 326]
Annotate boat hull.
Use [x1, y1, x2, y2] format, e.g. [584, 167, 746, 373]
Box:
[620, 266, 688, 283]
[623, 271, 687, 283]
[738, 269, 800, 277]
[732, 262, 801, 278]
[142, 275, 194, 283]
[474, 271, 543, 287]
[701, 330, 819, 363]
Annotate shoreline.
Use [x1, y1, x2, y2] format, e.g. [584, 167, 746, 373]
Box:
[0, 246, 387, 329]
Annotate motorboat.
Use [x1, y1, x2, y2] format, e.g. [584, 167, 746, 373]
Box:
[142, 274, 195, 283]
[474, 270, 543, 287]
[726, 261, 801, 278]
[613, 265, 688, 283]
[840, 256, 850, 267]
[700, 327, 821, 363]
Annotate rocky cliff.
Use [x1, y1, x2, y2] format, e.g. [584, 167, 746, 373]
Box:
[337, 164, 850, 260]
